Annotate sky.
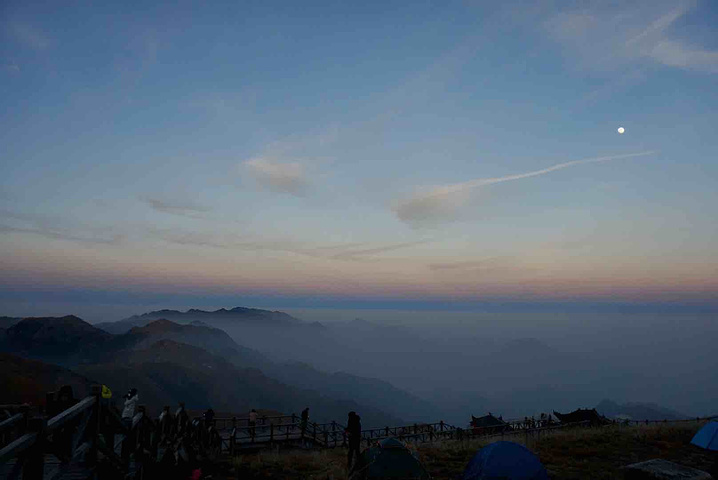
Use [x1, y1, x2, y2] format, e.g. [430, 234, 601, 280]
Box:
[1, 0, 717, 319]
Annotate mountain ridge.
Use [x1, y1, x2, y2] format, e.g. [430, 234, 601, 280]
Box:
[96, 306, 318, 334]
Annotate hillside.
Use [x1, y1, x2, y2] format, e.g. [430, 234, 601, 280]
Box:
[0, 316, 113, 365]
[76, 339, 403, 425]
[0, 353, 93, 405]
[122, 318, 270, 368]
[264, 362, 441, 423]
[0, 316, 22, 329]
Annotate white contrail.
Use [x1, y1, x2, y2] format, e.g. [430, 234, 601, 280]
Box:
[393, 150, 659, 223]
[429, 150, 658, 197]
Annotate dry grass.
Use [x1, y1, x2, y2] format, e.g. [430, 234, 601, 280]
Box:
[217, 422, 716, 479]
[230, 448, 348, 479]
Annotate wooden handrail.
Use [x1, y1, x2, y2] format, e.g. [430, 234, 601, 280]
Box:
[0, 432, 37, 464]
[46, 397, 95, 433]
[0, 413, 24, 433]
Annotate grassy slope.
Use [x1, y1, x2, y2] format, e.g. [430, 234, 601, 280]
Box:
[222, 422, 716, 479]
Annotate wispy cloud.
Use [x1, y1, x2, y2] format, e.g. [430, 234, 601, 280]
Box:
[0, 224, 123, 245]
[2, 62, 20, 74]
[243, 157, 310, 196]
[428, 256, 514, 272]
[393, 151, 658, 224]
[324, 241, 429, 262]
[544, 1, 718, 74]
[0, 210, 123, 245]
[150, 227, 427, 262]
[7, 22, 50, 50]
[141, 197, 212, 219]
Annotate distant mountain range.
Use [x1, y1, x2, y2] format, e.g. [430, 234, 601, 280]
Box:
[96, 307, 321, 334]
[596, 399, 688, 421]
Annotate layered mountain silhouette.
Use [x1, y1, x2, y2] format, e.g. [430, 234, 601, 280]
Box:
[99, 311, 441, 422]
[0, 314, 430, 426]
[96, 307, 317, 334]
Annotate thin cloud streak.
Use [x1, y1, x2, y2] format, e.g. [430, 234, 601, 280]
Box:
[0, 224, 123, 245]
[141, 197, 212, 219]
[244, 157, 309, 196]
[327, 241, 430, 262]
[150, 227, 428, 263]
[394, 151, 658, 224]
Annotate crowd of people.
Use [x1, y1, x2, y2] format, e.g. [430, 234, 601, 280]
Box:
[115, 387, 366, 474]
[117, 389, 221, 479]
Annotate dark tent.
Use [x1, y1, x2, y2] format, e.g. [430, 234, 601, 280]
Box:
[462, 441, 548, 480]
[553, 408, 608, 426]
[470, 414, 509, 434]
[351, 437, 430, 480]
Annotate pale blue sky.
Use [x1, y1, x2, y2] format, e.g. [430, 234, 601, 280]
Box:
[1, 0, 717, 314]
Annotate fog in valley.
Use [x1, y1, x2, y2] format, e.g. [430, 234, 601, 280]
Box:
[90, 306, 717, 427]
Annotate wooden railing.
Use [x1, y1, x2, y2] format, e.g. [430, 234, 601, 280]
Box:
[4, 389, 716, 479]
[0, 387, 160, 480]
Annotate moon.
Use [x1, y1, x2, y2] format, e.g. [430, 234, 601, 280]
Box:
[617, 126, 625, 134]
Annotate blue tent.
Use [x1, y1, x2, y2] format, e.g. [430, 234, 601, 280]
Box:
[463, 441, 548, 480]
[690, 421, 718, 451]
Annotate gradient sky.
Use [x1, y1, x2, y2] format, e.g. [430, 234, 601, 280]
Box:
[2, 0, 717, 316]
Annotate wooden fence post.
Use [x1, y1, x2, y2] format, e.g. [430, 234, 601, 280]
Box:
[88, 385, 102, 467]
[23, 417, 46, 480]
[230, 417, 236, 455]
[270, 423, 274, 443]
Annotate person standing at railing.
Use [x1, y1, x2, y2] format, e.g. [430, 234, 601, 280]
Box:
[175, 401, 189, 437]
[122, 388, 139, 430]
[301, 407, 309, 438]
[249, 409, 258, 441]
[346, 411, 362, 471]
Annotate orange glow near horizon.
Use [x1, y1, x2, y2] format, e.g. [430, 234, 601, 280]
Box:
[2, 241, 716, 305]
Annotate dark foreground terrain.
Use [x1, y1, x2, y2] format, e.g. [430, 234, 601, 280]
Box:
[221, 422, 715, 479]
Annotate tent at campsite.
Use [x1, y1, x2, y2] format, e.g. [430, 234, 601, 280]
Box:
[350, 437, 430, 480]
[691, 421, 718, 451]
[462, 441, 548, 480]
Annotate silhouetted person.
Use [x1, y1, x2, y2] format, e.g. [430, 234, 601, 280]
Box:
[345, 411, 362, 471]
[122, 388, 139, 430]
[158, 405, 174, 442]
[301, 407, 309, 437]
[249, 409, 257, 441]
[203, 408, 215, 426]
[53, 385, 76, 460]
[175, 402, 189, 437]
